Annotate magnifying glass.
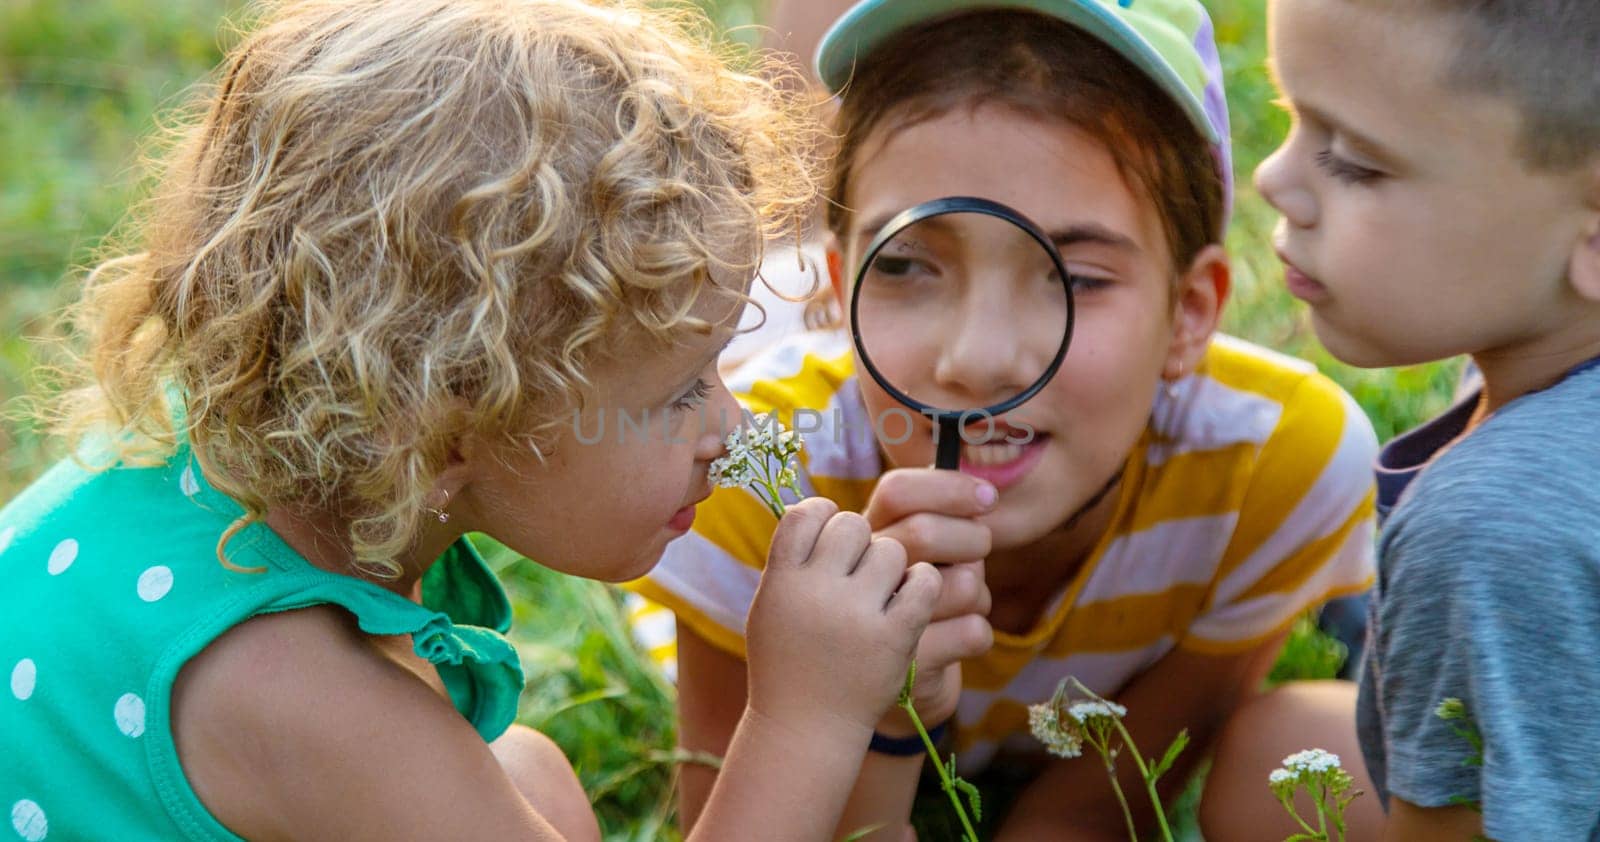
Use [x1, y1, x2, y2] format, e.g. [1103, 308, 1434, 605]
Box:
[849, 196, 1075, 471]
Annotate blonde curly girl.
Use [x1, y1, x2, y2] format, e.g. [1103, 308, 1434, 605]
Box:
[55, 0, 820, 576]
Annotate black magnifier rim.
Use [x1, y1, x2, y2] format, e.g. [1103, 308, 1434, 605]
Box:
[848, 195, 1076, 423]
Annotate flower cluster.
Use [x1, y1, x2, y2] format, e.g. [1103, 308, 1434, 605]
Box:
[709, 416, 803, 518]
[1268, 747, 1361, 841]
[1028, 700, 1083, 759]
[1284, 748, 1342, 774]
[1069, 700, 1128, 723]
[1027, 678, 1187, 842]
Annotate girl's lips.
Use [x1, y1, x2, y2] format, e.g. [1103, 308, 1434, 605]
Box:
[667, 504, 696, 532]
[958, 434, 1049, 490]
[1280, 257, 1331, 303]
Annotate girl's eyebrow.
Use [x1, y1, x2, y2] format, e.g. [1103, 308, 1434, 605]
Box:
[854, 216, 1139, 254]
[668, 334, 735, 395]
[852, 212, 957, 250]
[852, 212, 902, 247]
[1048, 223, 1139, 253]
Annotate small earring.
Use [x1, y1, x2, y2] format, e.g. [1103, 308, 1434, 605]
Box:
[1164, 362, 1185, 400]
[424, 491, 451, 524]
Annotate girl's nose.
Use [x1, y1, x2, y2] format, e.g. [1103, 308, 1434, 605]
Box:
[694, 383, 741, 460]
[1255, 144, 1319, 229]
[933, 295, 1037, 406]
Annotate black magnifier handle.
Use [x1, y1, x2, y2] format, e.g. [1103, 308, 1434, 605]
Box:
[935, 417, 962, 471]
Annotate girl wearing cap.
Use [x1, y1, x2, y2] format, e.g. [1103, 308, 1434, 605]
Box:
[633, 0, 1379, 837]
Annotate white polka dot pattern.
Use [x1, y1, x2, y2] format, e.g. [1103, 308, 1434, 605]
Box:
[114, 693, 145, 738]
[179, 464, 200, 497]
[10, 800, 47, 841]
[45, 540, 77, 576]
[10, 659, 35, 701]
[136, 567, 173, 603]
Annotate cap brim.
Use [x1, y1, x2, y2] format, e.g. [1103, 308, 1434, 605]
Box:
[815, 0, 1219, 145]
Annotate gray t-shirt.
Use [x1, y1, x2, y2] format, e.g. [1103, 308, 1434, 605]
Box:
[1358, 360, 1600, 839]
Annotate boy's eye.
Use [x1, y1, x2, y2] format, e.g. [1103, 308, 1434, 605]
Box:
[669, 378, 714, 412]
[1315, 149, 1384, 185]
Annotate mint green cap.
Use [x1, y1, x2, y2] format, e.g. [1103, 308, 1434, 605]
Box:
[815, 0, 1233, 208]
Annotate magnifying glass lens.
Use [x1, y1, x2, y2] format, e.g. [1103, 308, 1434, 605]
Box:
[854, 209, 1072, 413]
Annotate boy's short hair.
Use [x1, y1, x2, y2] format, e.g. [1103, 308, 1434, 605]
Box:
[55, 0, 821, 575]
[1379, 0, 1600, 170]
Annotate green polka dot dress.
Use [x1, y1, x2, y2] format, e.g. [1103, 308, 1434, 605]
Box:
[0, 445, 523, 840]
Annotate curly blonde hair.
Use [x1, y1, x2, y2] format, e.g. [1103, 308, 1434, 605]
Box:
[51, 0, 822, 577]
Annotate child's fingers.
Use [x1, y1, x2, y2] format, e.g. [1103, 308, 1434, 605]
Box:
[766, 496, 839, 571]
[931, 560, 990, 621]
[805, 509, 874, 574]
[862, 468, 998, 530]
[850, 536, 910, 599]
[915, 613, 994, 668]
[886, 561, 940, 628]
[876, 512, 991, 565]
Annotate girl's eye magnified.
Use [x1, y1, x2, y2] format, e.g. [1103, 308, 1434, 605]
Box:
[870, 255, 916, 276]
[1069, 274, 1110, 292]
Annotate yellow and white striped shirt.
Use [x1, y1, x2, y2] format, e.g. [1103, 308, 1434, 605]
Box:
[628, 329, 1376, 772]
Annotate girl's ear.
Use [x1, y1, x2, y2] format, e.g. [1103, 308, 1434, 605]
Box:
[429, 398, 488, 509]
[429, 432, 477, 506]
[825, 232, 847, 311]
[1164, 244, 1231, 380]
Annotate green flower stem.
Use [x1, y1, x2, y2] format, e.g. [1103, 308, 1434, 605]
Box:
[1278, 793, 1321, 838]
[1108, 718, 1176, 842]
[1103, 755, 1138, 842]
[749, 444, 791, 519]
[897, 691, 980, 842]
[755, 481, 785, 518]
[1315, 783, 1332, 842]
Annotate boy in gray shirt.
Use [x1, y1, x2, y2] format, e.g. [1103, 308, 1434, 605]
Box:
[1250, 0, 1600, 838]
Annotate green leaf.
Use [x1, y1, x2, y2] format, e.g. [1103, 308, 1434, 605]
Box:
[1149, 728, 1190, 781]
[840, 823, 887, 841]
[953, 775, 983, 823]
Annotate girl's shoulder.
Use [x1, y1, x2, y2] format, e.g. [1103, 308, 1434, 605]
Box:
[1154, 334, 1373, 460]
[723, 328, 857, 414]
[170, 604, 536, 840]
[1143, 335, 1377, 530]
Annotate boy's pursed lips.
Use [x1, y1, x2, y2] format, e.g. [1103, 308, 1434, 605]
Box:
[1274, 247, 1332, 304]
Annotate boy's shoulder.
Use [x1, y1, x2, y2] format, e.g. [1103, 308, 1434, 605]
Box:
[1383, 365, 1600, 589]
[1401, 365, 1600, 526]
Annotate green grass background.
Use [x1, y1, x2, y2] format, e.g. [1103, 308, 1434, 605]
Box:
[0, 1, 1458, 838]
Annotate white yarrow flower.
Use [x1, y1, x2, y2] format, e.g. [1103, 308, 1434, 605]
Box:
[707, 415, 805, 516]
[1282, 748, 1341, 774]
[1268, 768, 1295, 786]
[1028, 703, 1083, 759]
[1067, 700, 1128, 724]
